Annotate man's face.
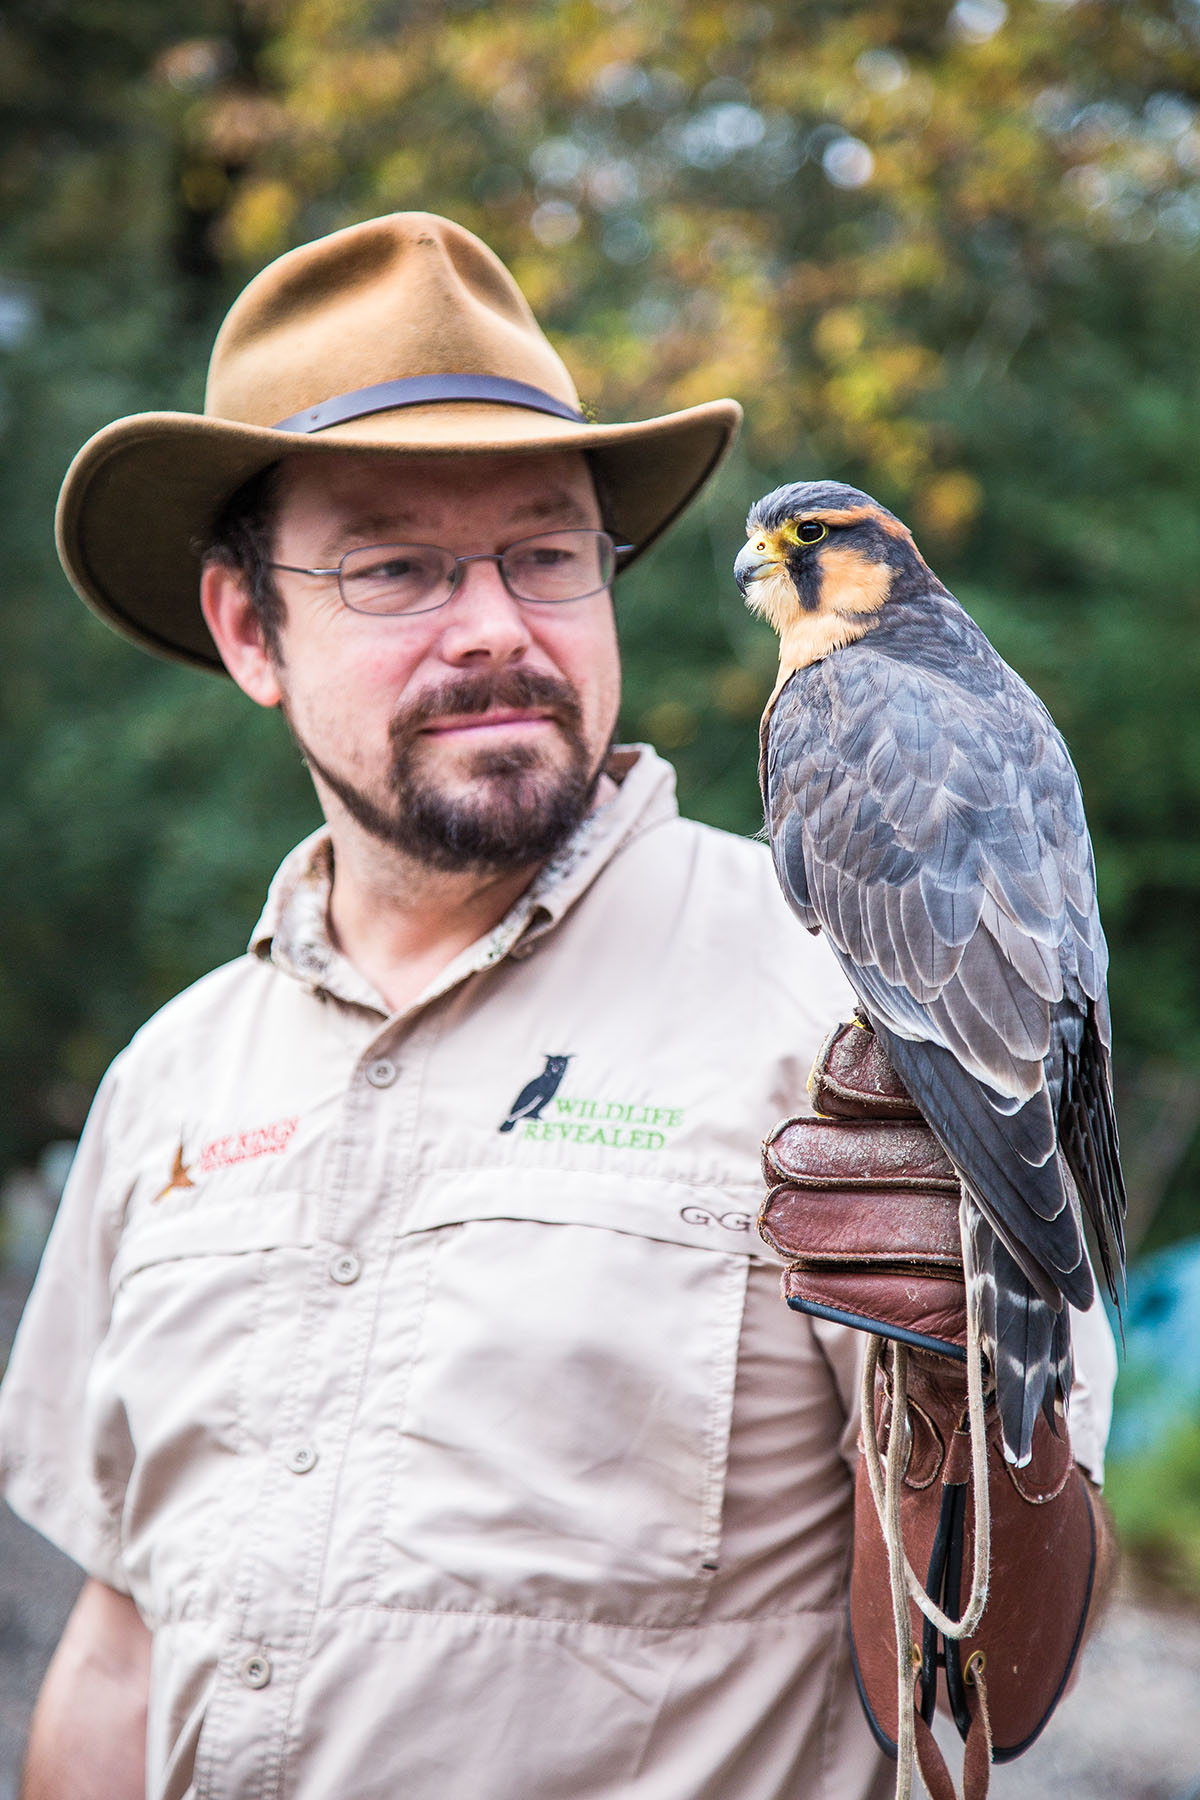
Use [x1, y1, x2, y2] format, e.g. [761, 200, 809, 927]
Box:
[256, 448, 623, 873]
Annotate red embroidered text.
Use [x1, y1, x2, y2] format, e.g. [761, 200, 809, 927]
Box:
[197, 1118, 298, 1174]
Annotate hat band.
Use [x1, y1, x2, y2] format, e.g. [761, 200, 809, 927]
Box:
[272, 374, 587, 434]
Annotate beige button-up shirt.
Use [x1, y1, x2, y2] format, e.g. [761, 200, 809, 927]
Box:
[0, 747, 1115, 1800]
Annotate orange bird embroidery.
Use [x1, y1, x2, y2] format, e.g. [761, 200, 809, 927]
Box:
[152, 1141, 196, 1204]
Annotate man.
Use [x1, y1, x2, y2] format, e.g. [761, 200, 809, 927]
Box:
[0, 213, 1116, 1799]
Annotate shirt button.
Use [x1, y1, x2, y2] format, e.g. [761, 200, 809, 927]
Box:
[239, 1653, 272, 1689]
[329, 1251, 361, 1285]
[285, 1443, 318, 1475]
[365, 1057, 397, 1088]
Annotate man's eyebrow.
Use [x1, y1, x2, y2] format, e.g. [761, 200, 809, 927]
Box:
[314, 512, 421, 559]
[507, 490, 596, 528]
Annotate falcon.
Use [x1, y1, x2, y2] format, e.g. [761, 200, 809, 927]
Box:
[734, 480, 1126, 1466]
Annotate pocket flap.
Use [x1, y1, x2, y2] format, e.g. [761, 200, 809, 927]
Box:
[112, 1190, 320, 1287]
[404, 1167, 770, 1257]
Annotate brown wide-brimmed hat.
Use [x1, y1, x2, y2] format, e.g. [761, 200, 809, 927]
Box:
[56, 212, 742, 673]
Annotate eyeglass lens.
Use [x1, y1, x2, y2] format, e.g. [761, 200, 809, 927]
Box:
[339, 530, 615, 615]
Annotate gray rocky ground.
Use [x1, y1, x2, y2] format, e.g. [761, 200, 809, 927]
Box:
[0, 1506, 81, 1800]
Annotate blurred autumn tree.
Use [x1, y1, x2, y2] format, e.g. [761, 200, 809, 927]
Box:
[1, 0, 1199, 1238]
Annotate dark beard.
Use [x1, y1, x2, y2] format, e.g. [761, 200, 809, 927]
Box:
[290, 668, 602, 874]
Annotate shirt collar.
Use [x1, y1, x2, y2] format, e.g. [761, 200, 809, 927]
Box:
[249, 744, 680, 1017]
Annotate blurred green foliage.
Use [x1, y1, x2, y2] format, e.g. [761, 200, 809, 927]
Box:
[0, 0, 1198, 1254]
[1106, 1414, 1200, 1599]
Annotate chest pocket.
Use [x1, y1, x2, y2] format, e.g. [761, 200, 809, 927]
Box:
[368, 1169, 751, 1630]
[101, 1190, 319, 1612]
[109, 1188, 321, 1450]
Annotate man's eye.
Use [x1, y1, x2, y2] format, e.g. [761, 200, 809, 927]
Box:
[519, 546, 573, 568]
[350, 552, 432, 583]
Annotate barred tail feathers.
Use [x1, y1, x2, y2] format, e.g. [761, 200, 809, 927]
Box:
[960, 1190, 1073, 1467]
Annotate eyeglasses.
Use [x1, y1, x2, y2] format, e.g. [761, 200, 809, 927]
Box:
[268, 529, 632, 618]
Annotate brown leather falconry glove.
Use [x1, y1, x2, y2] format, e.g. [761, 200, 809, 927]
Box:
[759, 1021, 1099, 1800]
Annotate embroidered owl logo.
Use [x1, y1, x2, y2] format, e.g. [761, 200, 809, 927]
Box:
[498, 1055, 572, 1132]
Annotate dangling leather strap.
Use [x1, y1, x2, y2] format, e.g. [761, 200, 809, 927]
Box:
[912, 1654, 994, 1800]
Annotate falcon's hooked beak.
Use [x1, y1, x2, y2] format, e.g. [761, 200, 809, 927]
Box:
[735, 531, 799, 634]
[733, 537, 781, 597]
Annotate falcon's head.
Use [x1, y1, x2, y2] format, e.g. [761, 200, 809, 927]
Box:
[734, 480, 926, 673]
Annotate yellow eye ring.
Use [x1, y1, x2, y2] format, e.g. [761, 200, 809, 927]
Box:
[796, 520, 827, 545]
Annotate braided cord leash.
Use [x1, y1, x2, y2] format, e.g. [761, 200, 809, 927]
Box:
[859, 1227, 993, 1800]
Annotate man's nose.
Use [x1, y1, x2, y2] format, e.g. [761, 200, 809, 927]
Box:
[436, 556, 533, 664]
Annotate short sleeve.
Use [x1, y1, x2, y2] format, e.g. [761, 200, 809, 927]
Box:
[1062, 1295, 1118, 1486]
[809, 1315, 869, 1477]
[0, 1058, 133, 1590]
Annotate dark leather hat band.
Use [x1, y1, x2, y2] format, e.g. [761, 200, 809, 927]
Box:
[273, 374, 586, 434]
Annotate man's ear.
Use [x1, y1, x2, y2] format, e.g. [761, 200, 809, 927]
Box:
[200, 561, 283, 707]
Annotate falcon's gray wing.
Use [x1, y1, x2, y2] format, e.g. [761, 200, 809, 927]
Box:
[763, 598, 1123, 1318]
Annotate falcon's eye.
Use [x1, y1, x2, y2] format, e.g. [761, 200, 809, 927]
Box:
[796, 520, 828, 544]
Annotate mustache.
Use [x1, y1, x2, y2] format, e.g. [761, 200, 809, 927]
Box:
[389, 668, 584, 750]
